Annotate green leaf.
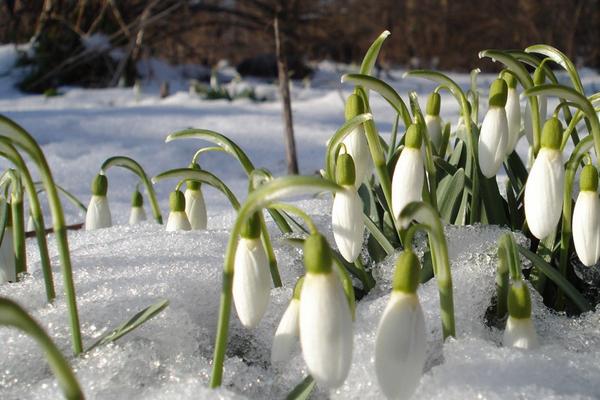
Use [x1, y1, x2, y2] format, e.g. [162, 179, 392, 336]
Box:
[363, 213, 395, 255]
[518, 246, 590, 312]
[479, 174, 509, 226]
[359, 30, 391, 76]
[478, 50, 533, 89]
[285, 375, 315, 400]
[437, 168, 465, 223]
[35, 182, 87, 212]
[87, 299, 169, 351]
[341, 74, 411, 127]
[101, 156, 163, 224]
[503, 152, 528, 194]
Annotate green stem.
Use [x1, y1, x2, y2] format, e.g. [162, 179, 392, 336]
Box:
[0, 115, 83, 355]
[11, 196, 26, 276]
[0, 297, 84, 399]
[101, 156, 163, 224]
[0, 140, 55, 301]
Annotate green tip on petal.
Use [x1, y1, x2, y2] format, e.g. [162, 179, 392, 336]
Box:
[186, 162, 201, 191]
[303, 233, 333, 274]
[507, 279, 532, 319]
[488, 78, 508, 108]
[92, 174, 108, 196]
[533, 67, 546, 85]
[392, 250, 420, 294]
[541, 117, 562, 150]
[131, 190, 143, 207]
[169, 190, 186, 212]
[240, 212, 261, 239]
[580, 165, 599, 192]
[292, 276, 305, 300]
[405, 124, 423, 149]
[344, 93, 365, 120]
[504, 73, 517, 89]
[426, 92, 441, 116]
[336, 153, 356, 186]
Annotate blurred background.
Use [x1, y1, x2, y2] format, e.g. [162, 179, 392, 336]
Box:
[2, 0, 599, 93]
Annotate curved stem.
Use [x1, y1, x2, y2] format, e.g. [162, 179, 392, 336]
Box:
[191, 146, 225, 164]
[101, 156, 162, 224]
[0, 115, 83, 355]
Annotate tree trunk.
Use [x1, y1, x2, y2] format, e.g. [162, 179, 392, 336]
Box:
[274, 14, 299, 175]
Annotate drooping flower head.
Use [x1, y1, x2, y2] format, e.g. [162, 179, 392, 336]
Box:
[128, 188, 147, 225]
[85, 174, 112, 230]
[392, 124, 424, 225]
[425, 91, 443, 153]
[524, 117, 564, 239]
[299, 233, 353, 388]
[504, 73, 522, 155]
[232, 212, 271, 328]
[271, 276, 304, 364]
[185, 162, 208, 230]
[375, 250, 427, 399]
[503, 279, 539, 350]
[478, 78, 509, 178]
[343, 93, 372, 188]
[332, 153, 364, 262]
[165, 190, 192, 232]
[573, 164, 600, 266]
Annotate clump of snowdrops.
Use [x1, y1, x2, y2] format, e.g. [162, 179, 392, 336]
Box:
[2, 29, 600, 400]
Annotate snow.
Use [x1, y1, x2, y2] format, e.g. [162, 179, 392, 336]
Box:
[1, 43, 600, 399]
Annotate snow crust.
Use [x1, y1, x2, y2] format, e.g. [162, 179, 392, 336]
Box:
[1, 43, 600, 399]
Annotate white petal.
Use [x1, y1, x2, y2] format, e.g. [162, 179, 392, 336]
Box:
[573, 191, 600, 266]
[128, 206, 147, 225]
[185, 189, 207, 230]
[391, 148, 424, 224]
[375, 292, 426, 400]
[299, 272, 353, 388]
[503, 316, 539, 350]
[332, 187, 364, 262]
[85, 195, 112, 230]
[343, 126, 372, 188]
[425, 114, 443, 151]
[165, 211, 191, 232]
[0, 227, 16, 282]
[524, 148, 564, 239]
[271, 298, 300, 364]
[505, 88, 522, 155]
[232, 238, 271, 328]
[478, 106, 509, 178]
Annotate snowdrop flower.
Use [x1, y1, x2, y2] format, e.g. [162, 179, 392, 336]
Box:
[478, 79, 509, 178]
[165, 190, 191, 232]
[184, 163, 207, 230]
[524, 118, 564, 239]
[85, 174, 112, 230]
[504, 73, 521, 155]
[271, 277, 303, 364]
[299, 233, 353, 388]
[524, 67, 547, 146]
[391, 124, 424, 226]
[503, 279, 539, 349]
[332, 153, 364, 262]
[232, 213, 271, 328]
[343, 93, 371, 188]
[375, 250, 426, 400]
[128, 189, 147, 225]
[0, 208, 16, 283]
[425, 91, 443, 152]
[573, 165, 600, 266]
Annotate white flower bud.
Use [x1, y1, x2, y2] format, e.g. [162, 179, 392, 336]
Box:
[128, 206, 147, 225]
[478, 106, 509, 178]
[524, 148, 564, 239]
[391, 147, 424, 225]
[185, 188, 207, 230]
[0, 227, 16, 283]
[332, 186, 364, 263]
[342, 126, 372, 188]
[425, 114, 443, 151]
[375, 292, 426, 399]
[271, 298, 300, 364]
[232, 237, 271, 328]
[505, 87, 522, 155]
[573, 191, 600, 266]
[503, 316, 539, 350]
[85, 195, 112, 230]
[165, 211, 191, 231]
